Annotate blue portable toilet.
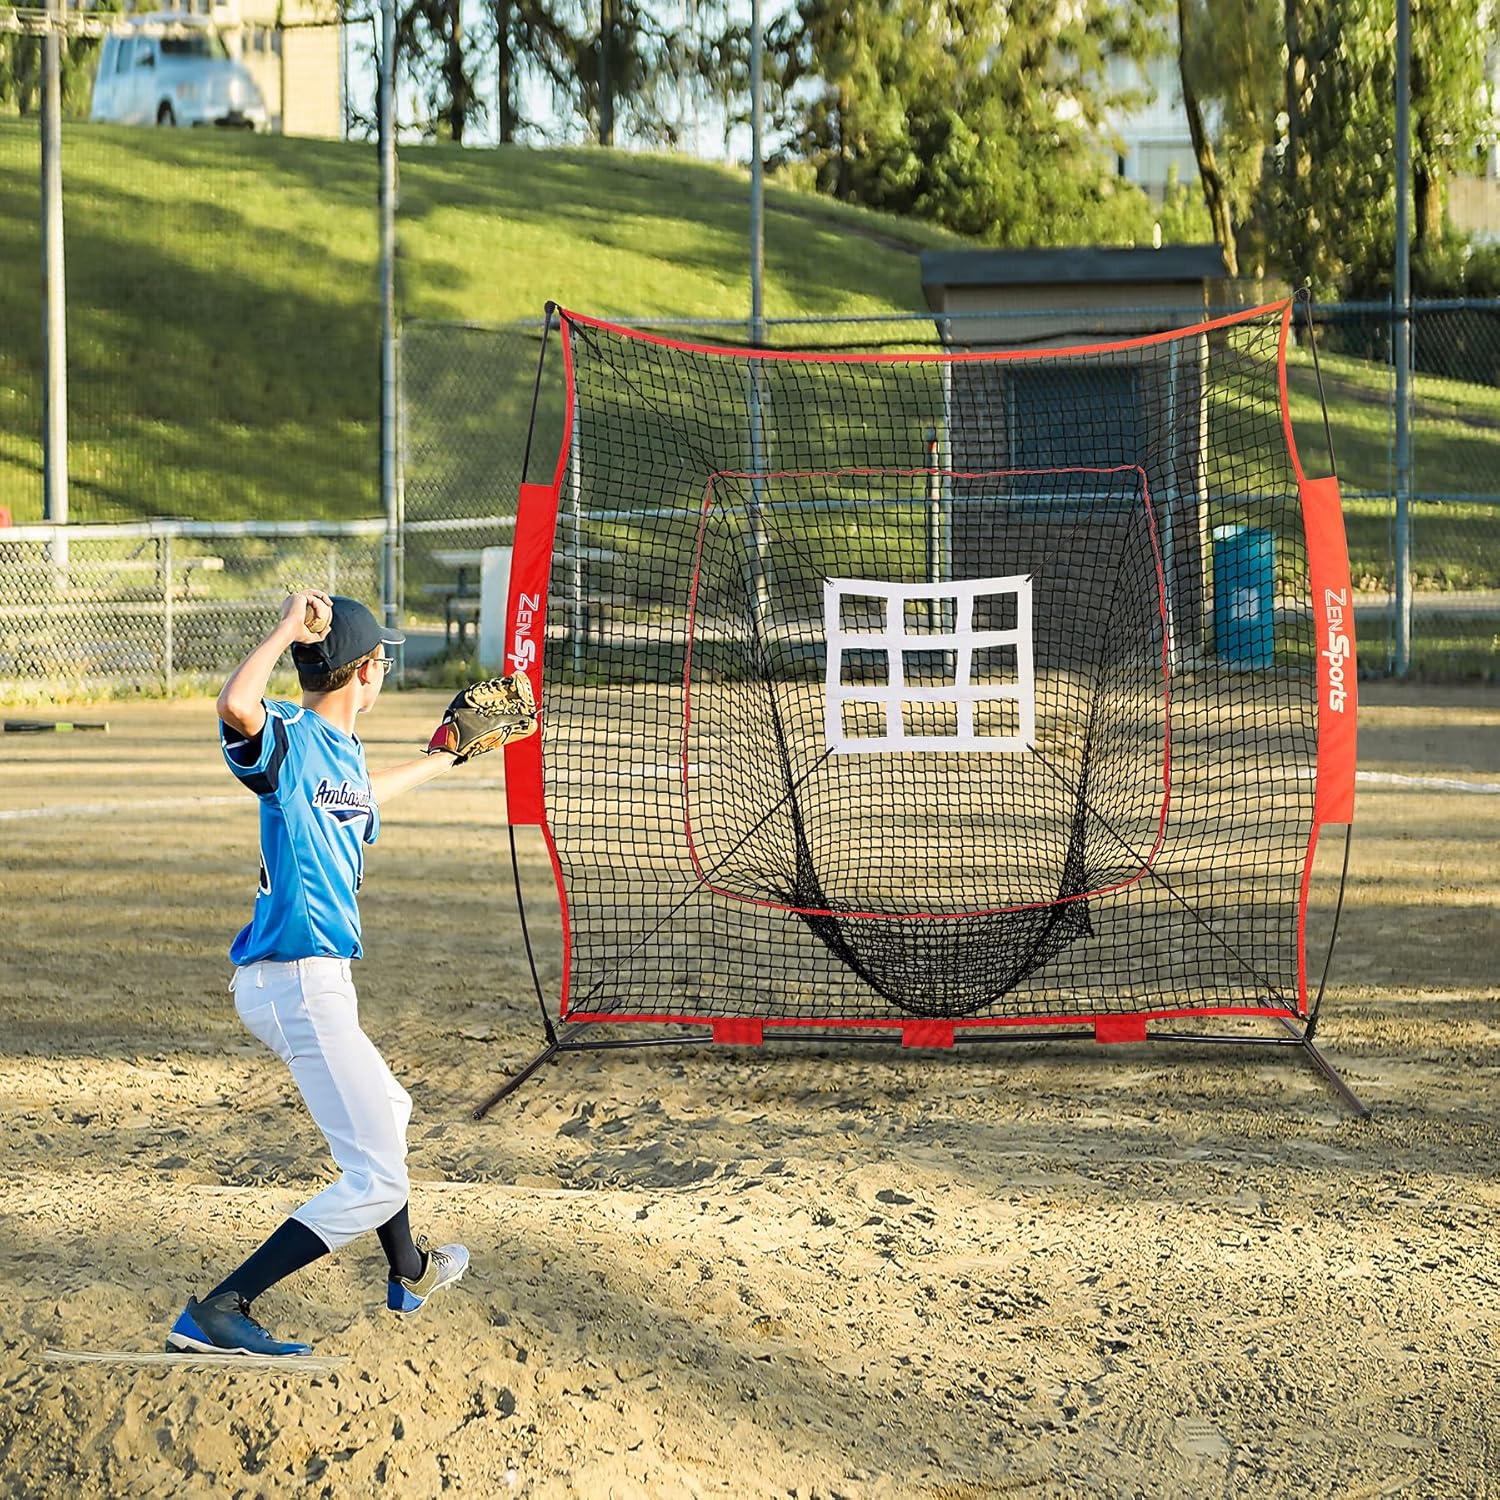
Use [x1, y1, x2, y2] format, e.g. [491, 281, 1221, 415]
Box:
[1212, 525, 1275, 668]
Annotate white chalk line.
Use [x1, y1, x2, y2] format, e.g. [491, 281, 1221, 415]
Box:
[42, 1347, 347, 1373]
[0, 795, 245, 822]
[1356, 770, 1500, 795]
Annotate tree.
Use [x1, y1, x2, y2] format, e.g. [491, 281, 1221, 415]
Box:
[1176, 0, 1235, 274]
[476, 0, 687, 148]
[568, 0, 678, 146]
[1183, 0, 1493, 297]
[767, 0, 1175, 246]
[1410, 0, 1492, 259]
[486, 0, 579, 142]
[1267, 0, 1392, 295]
[397, 0, 480, 141]
[1176, 0, 1281, 277]
[0, 1, 122, 118]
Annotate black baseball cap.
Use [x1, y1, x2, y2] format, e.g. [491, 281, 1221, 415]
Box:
[291, 595, 405, 674]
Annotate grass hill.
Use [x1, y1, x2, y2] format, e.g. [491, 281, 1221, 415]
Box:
[0, 124, 967, 524]
[2, 123, 1496, 598]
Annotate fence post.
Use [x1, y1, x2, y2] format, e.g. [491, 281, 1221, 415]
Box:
[41, 0, 69, 552]
[162, 531, 175, 694]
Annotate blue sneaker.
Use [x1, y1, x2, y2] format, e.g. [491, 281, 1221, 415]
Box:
[166, 1292, 313, 1357]
[387, 1239, 469, 1314]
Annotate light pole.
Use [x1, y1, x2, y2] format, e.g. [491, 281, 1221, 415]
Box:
[747, 0, 768, 623]
[1393, 0, 1412, 676]
[379, 0, 400, 649]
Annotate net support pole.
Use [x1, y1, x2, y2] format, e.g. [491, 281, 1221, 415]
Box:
[926, 428, 940, 587]
[925, 427, 947, 633]
[934, 319, 954, 633]
[748, 367, 768, 626]
[1393, 0, 1413, 677]
[40, 0, 68, 577]
[1161, 343, 1181, 670]
[1192, 331, 1212, 664]
[940, 321, 953, 591]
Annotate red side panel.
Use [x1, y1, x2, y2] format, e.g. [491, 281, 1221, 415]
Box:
[504, 479, 561, 826]
[1304, 475, 1357, 826]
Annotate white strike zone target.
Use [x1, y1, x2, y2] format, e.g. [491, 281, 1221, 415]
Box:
[823, 576, 1036, 754]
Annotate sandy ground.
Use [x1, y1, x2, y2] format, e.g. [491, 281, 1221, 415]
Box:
[0, 684, 1496, 1498]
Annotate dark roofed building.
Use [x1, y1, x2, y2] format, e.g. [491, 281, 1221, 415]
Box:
[920, 245, 1230, 349]
[917, 246, 1233, 667]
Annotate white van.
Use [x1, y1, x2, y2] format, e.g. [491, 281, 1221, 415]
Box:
[90, 15, 268, 131]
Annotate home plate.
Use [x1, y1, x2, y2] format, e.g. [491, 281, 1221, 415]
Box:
[43, 1348, 346, 1374]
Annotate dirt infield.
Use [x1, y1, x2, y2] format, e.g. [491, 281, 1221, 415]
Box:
[1, 685, 1496, 1497]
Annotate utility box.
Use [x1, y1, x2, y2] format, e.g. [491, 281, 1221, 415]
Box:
[1212, 524, 1275, 667]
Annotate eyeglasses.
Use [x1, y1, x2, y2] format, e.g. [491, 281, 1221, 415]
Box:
[369, 656, 395, 677]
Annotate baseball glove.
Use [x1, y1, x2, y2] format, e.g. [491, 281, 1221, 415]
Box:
[426, 675, 538, 763]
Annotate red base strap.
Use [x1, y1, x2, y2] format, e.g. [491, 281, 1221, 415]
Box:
[902, 1020, 955, 1049]
[1094, 1016, 1148, 1044]
[712, 1019, 764, 1046]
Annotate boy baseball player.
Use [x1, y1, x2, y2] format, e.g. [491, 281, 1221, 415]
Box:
[168, 590, 497, 1357]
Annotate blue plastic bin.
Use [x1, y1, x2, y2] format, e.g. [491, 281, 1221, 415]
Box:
[1212, 525, 1275, 668]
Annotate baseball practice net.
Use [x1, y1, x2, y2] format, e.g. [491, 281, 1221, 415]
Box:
[498, 299, 1356, 1059]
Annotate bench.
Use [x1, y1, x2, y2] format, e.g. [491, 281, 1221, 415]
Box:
[425, 548, 487, 649]
[419, 582, 481, 648]
[423, 542, 618, 653]
[577, 591, 634, 646]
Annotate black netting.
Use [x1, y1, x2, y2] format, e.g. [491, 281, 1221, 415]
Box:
[535, 305, 1321, 1025]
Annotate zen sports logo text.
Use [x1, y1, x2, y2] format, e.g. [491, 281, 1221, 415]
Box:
[1321, 587, 1352, 714]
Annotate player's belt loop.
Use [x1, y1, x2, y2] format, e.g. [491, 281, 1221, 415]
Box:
[255, 965, 264, 989]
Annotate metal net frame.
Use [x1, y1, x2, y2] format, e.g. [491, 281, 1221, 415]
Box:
[480, 296, 1362, 1113]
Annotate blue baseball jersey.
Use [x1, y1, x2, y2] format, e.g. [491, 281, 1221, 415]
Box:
[221, 700, 381, 964]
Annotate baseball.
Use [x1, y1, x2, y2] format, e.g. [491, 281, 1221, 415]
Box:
[304, 598, 331, 637]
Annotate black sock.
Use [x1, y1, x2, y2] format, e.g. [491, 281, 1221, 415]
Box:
[205, 1218, 329, 1304]
[376, 1203, 425, 1282]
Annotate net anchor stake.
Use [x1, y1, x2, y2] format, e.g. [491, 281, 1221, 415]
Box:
[473, 1037, 562, 1118]
[1275, 1014, 1370, 1119]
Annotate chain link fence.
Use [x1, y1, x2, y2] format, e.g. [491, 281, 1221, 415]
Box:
[0, 519, 383, 694]
[1309, 301, 1500, 677]
[399, 303, 1500, 682]
[398, 321, 561, 633]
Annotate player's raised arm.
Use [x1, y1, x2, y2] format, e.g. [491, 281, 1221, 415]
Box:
[217, 591, 333, 737]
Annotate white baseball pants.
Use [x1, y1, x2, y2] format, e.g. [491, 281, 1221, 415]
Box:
[231, 957, 412, 1250]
